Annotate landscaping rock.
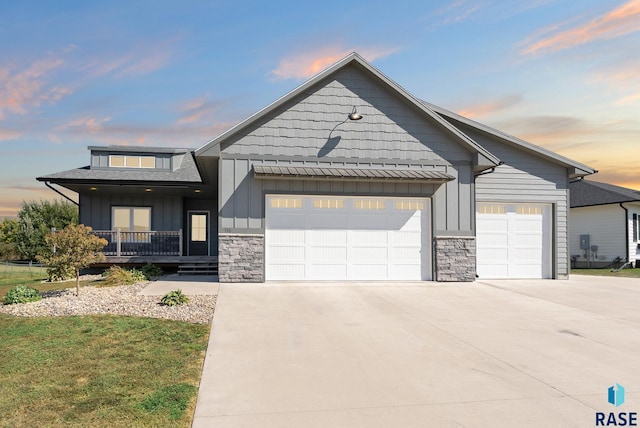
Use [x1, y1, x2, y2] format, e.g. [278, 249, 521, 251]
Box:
[0, 282, 216, 324]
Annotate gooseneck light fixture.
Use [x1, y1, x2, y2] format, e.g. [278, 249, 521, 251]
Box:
[348, 106, 363, 121]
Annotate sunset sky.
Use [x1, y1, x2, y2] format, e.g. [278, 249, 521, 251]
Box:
[1, 0, 639, 218]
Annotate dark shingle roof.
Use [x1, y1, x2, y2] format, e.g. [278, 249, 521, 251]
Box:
[570, 180, 640, 207]
[37, 151, 202, 184]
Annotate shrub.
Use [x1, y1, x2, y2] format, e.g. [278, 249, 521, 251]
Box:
[160, 290, 189, 306]
[5, 285, 42, 304]
[102, 266, 148, 286]
[141, 263, 163, 280]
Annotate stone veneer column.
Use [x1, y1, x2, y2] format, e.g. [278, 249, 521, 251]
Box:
[434, 236, 476, 282]
[218, 234, 264, 282]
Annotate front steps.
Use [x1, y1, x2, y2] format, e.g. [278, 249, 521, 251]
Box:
[177, 261, 219, 275]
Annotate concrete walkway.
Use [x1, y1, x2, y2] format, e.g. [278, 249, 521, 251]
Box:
[137, 274, 219, 296]
[193, 276, 640, 427]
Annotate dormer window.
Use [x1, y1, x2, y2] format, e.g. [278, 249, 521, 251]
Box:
[109, 155, 156, 168]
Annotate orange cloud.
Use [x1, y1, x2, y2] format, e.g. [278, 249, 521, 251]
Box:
[615, 92, 640, 106]
[80, 41, 175, 78]
[271, 46, 398, 80]
[521, 0, 640, 55]
[59, 116, 111, 134]
[457, 94, 522, 118]
[0, 57, 72, 119]
[0, 129, 21, 141]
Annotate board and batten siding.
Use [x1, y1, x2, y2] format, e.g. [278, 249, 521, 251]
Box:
[218, 157, 474, 235]
[217, 63, 476, 236]
[569, 205, 625, 263]
[456, 123, 571, 278]
[79, 193, 182, 231]
[219, 65, 472, 163]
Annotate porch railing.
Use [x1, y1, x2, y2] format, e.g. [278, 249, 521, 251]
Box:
[91, 229, 183, 256]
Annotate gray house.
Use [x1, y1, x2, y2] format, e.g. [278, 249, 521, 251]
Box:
[569, 179, 640, 268]
[38, 53, 595, 282]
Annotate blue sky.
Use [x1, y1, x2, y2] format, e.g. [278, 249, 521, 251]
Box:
[2, 0, 639, 217]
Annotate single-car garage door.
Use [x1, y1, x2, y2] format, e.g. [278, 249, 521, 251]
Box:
[476, 203, 552, 279]
[265, 195, 431, 281]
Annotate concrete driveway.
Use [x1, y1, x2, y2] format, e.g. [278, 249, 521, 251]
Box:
[192, 276, 640, 427]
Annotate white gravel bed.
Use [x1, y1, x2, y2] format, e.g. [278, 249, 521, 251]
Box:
[0, 282, 216, 324]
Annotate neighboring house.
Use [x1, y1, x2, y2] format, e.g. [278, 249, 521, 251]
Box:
[569, 180, 640, 268]
[38, 52, 596, 282]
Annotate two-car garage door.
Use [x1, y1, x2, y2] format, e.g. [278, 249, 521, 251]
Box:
[476, 203, 552, 279]
[265, 195, 430, 281]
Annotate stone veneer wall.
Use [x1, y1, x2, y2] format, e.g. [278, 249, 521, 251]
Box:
[218, 234, 264, 282]
[435, 236, 476, 282]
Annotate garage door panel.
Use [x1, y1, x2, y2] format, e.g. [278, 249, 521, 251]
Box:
[306, 230, 347, 245]
[268, 264, 305, 280]
[267, 213, 305, 229]
[477, 203, 551, 279]
[350, 264, 389, 279]
[308, 264, 348, 279]
[269, 246, 305, 261]
[306, 214, 348, 229]
[351, 230, 387, 246]
[350, 247, 388, 262]
[266, 195, 430, 281]
[349, 215, 389, 230]
[269, 230, 305, 245]
[309, 247, 348, 261]
[477, 234, 508, 247]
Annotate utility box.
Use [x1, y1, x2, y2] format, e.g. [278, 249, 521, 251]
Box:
[580, 234, 590, 250]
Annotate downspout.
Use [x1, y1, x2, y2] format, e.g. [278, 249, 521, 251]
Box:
[620, 202, 629, 265]
[471, 161, 503, 278]
[44, 181, 79, 206]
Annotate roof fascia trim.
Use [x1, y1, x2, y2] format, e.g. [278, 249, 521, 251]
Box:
[425, 101, 597, 175]
[195, 53, 500, 166]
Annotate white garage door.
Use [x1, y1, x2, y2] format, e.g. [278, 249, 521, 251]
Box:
[265, 195, 431, 281]
[476, 203, 552, 279]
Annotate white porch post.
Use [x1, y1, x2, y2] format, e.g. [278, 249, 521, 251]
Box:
[116, 228, 121, 257]
[178, 229, 183, 256]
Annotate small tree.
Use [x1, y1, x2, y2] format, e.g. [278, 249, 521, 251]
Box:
[37, 224, 107, 296]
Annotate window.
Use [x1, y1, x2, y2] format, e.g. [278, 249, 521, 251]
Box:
[395, 200, 425, 211]
[516, 205, 542, 215]
[634, 213, 638, 243]
[109, 155, 155, 169]
[354, 199, 386, 210]
[477, 204, 505, 214]
[313, 199, 344, 209]
[112, 207, 151, 241]
[270, 198, 302, 209]
[191, 214, 207, 242]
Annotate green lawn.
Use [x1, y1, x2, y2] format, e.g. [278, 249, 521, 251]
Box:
[0, 314, 209, 427]
[0, 264, 103, 303]
[571, 268, 640, 278]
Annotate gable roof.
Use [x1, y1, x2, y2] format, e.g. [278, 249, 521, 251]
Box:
[422, 101, 597, 177]
[570, 180, 640, 207]
[195, 52, 500, 168]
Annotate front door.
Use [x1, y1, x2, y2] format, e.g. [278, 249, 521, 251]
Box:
[188, 211, 209, 256]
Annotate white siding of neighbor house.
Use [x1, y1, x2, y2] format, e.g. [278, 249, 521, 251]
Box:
[626, 203, 640, 263]
[452, 121, 571, 278]
[569, 205, 626, 263]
